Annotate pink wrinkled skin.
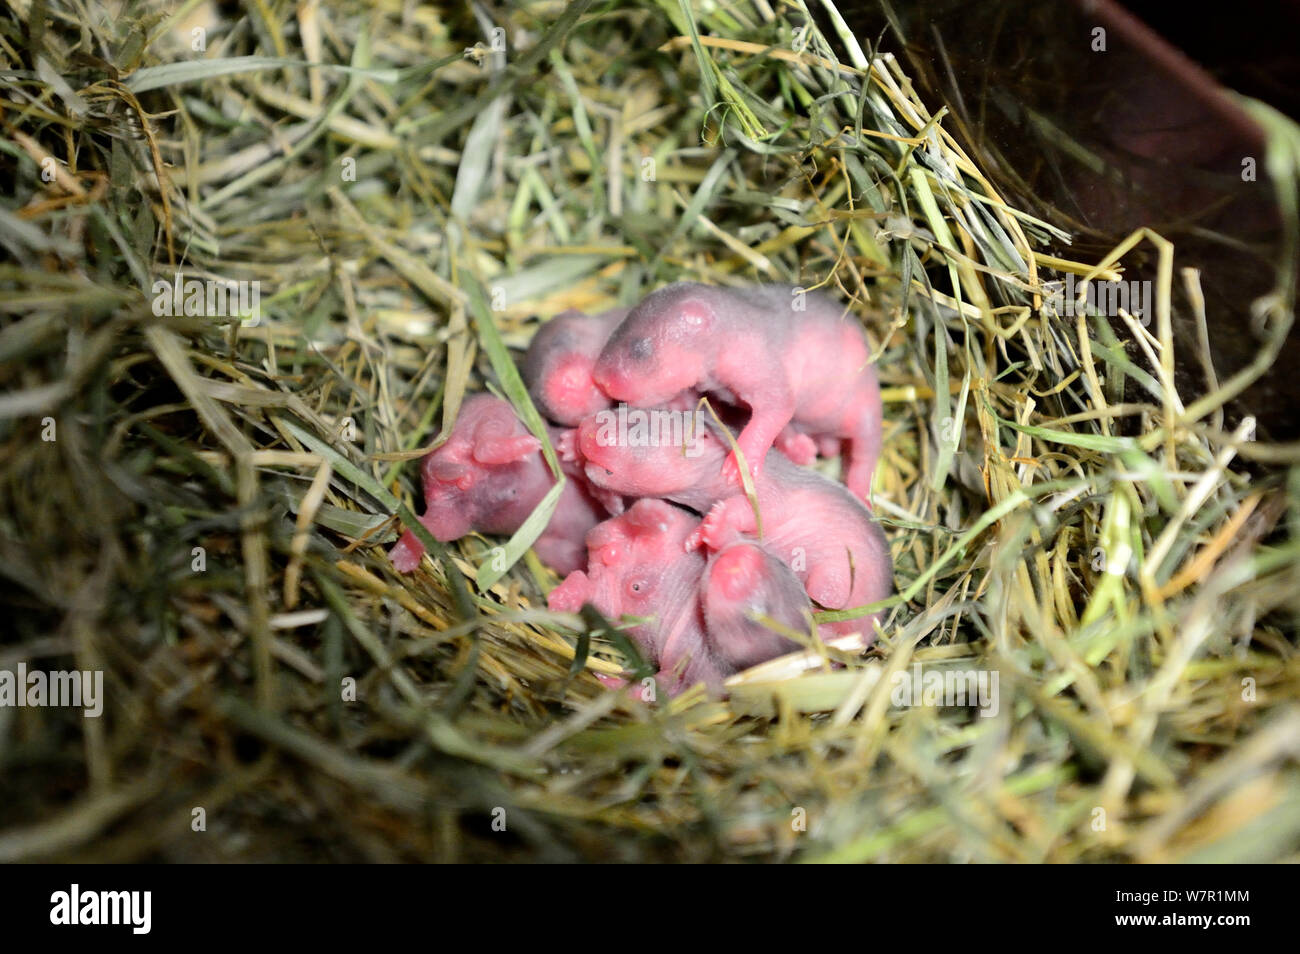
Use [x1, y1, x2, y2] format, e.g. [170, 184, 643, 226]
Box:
[547, 499, 727, 695]
[702, 542, 809, 673]
[591, 282, 883, 501]
[549, 519, 819, 697]
[568, 413, 891, 638]
[521, 308, 628, 426]
[389, 394, 608, 576]
[525, 305, 824, 467]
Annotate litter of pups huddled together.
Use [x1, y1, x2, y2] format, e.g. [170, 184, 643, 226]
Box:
[390, 282, 892, 697]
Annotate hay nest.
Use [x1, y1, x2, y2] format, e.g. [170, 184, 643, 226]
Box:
[2, 0, 1298, 862]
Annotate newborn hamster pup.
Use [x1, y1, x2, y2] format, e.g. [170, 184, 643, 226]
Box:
[703, 542, 809, 674]
[522, 307, 628, 426]
[547, 499, 725, 695]
[592, 282, 883, 501]
[389, 394, 606, 575]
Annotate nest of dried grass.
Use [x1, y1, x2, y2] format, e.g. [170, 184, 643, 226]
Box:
[1, 0, 1298, 862]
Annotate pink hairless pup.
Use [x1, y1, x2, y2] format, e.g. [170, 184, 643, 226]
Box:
[549, 518, 816, 696]
[702, 542, 810, 673]
[591, 282, 883, 501]
[548, 499, 725, 695]
[389, 394, 609, 576]
[521, 307, 628, 427]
